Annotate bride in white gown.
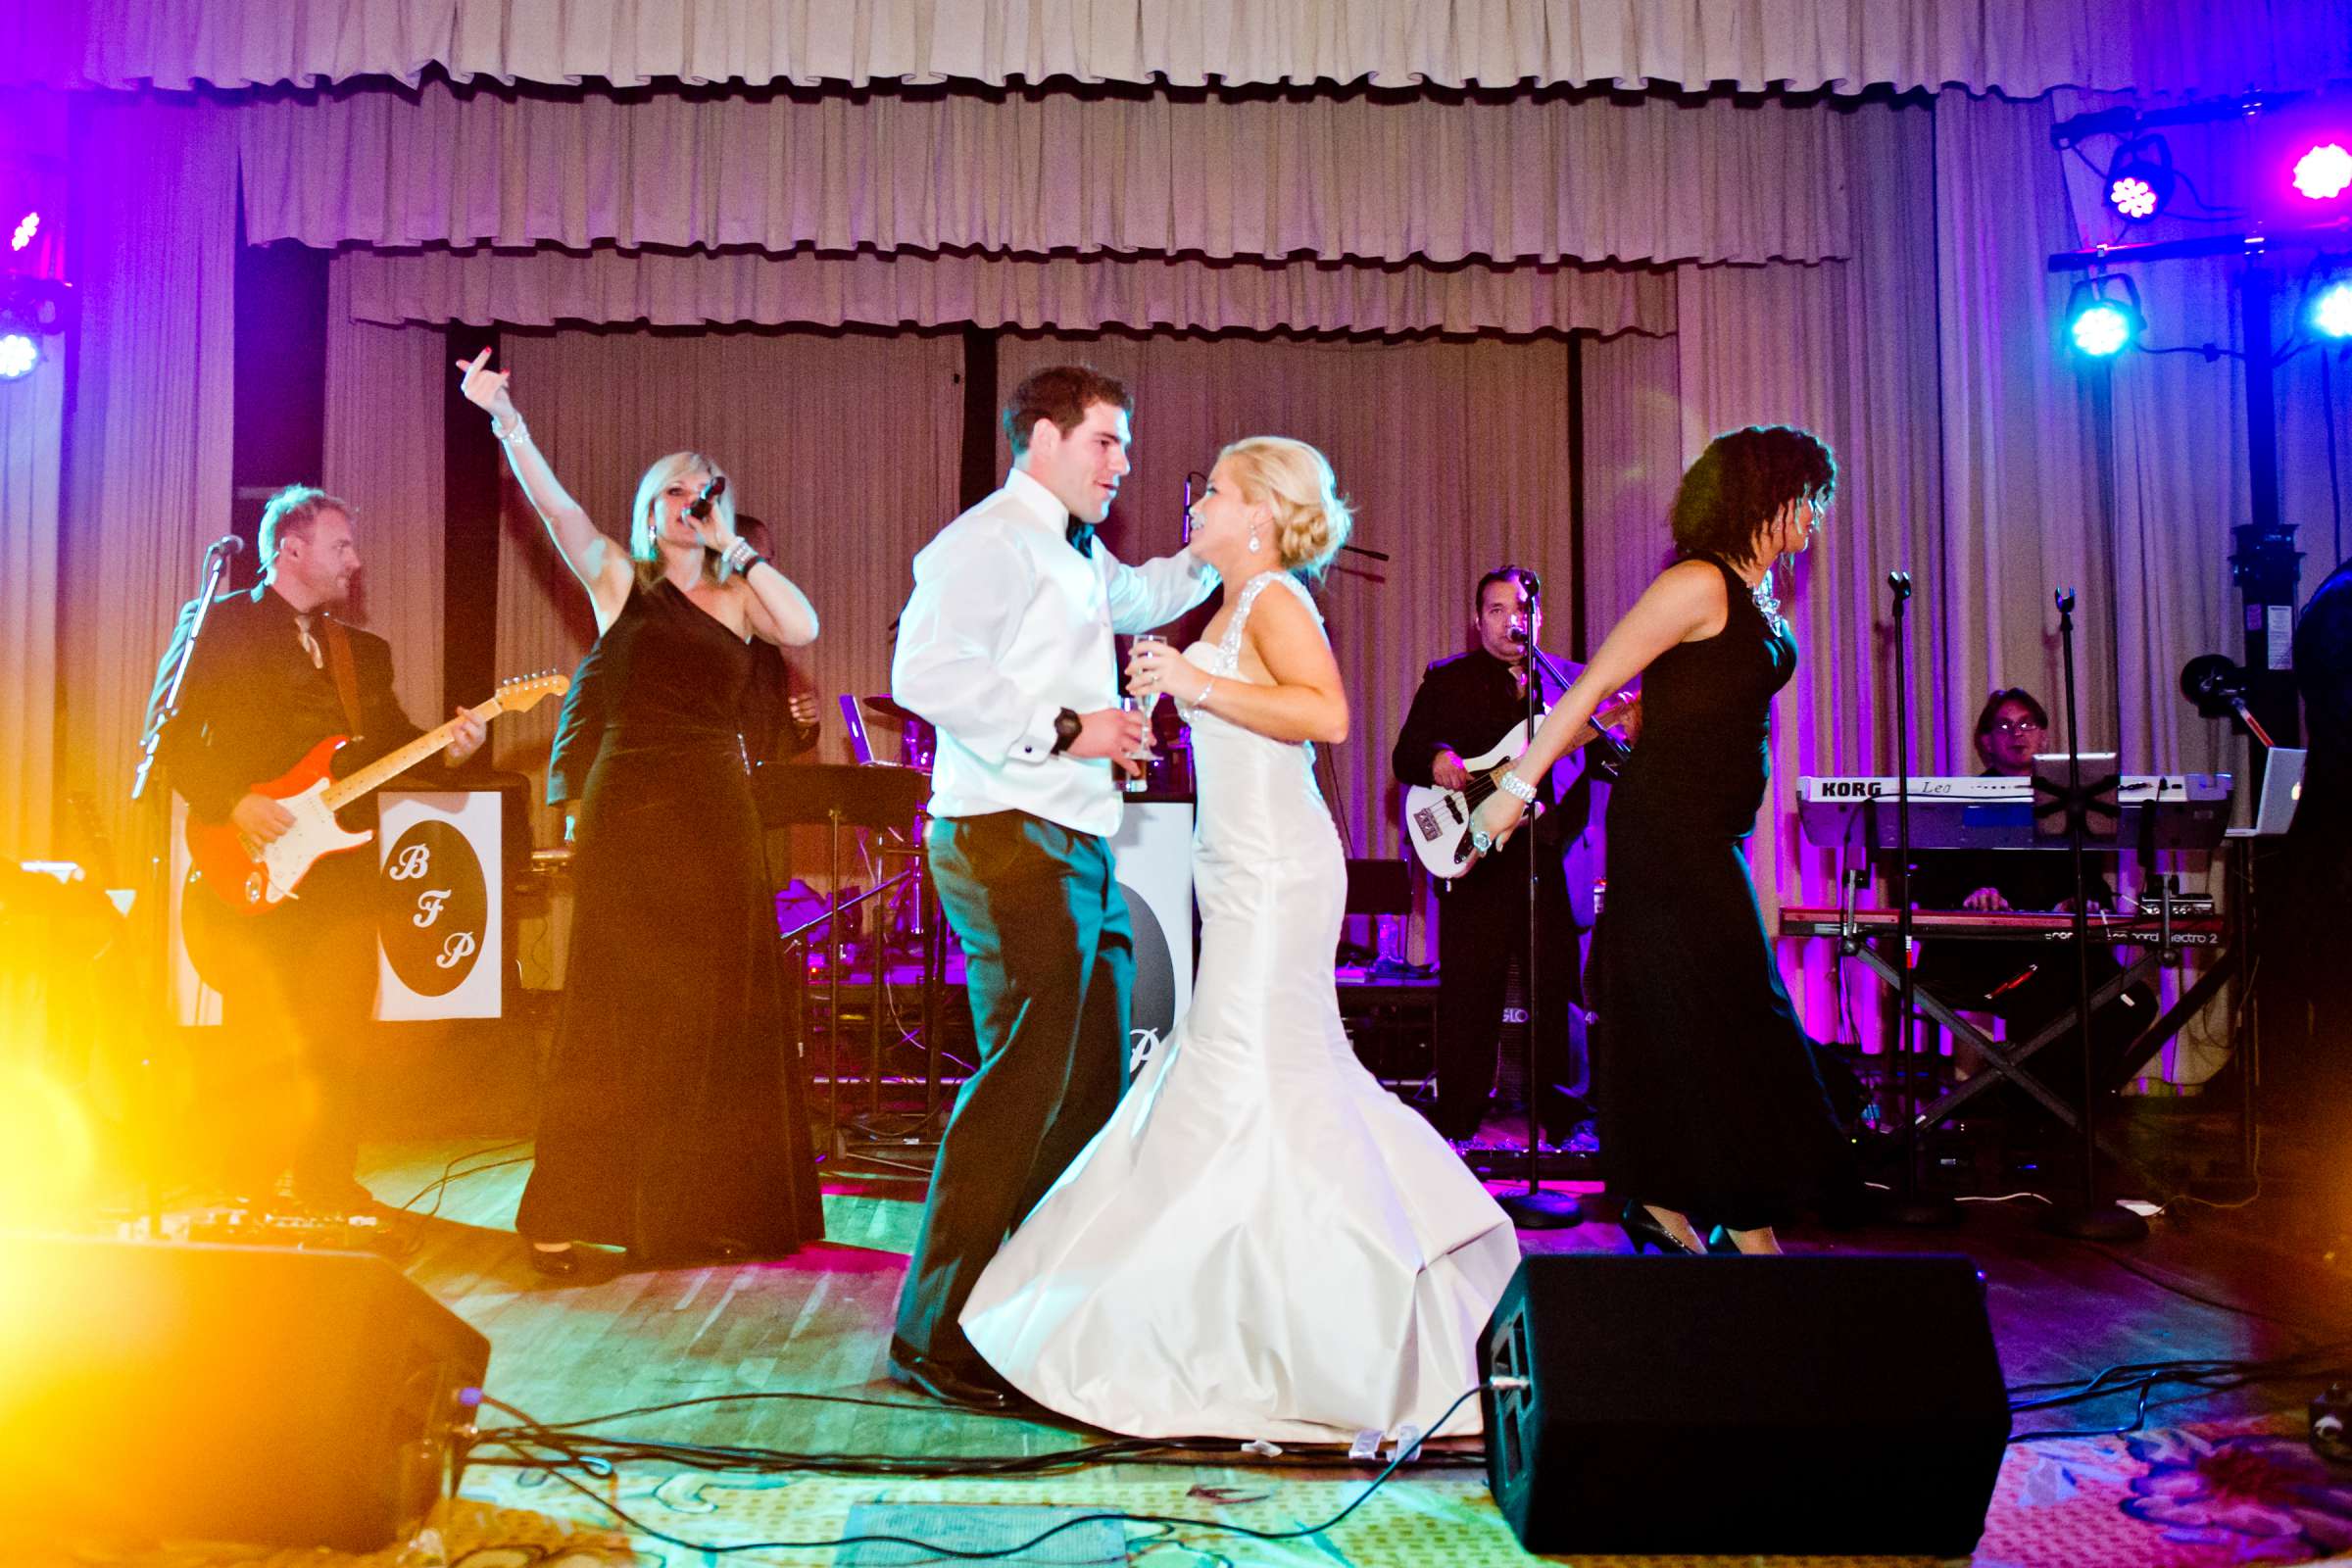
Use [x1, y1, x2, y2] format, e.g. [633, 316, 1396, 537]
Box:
[960, 437, 1521, 1443]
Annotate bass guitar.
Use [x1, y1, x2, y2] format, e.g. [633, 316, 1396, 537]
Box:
[1400, 695, 1637, 879]
[184, 671, 567, 913]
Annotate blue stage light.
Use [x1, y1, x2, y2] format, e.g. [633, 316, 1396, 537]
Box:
[2316, 279, 2352, 340]
[2064, 274, 2142, 360]
[0, 331, 37, 380]
[2071, 304, 2133, 356]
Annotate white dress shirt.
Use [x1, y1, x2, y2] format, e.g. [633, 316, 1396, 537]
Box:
[893, 467, 1220, 837]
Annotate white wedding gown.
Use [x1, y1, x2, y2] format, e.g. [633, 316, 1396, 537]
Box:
[960, 571, 1522, 1442]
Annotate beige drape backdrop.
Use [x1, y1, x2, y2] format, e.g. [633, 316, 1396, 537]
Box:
[991, 330, 1579, 879]
[321, 266, 448, 729]
[486, 325, 964, 847]
[240, 79, 1858, 266]
[33, 0, 2352, 98]
[342, 244, 1675, 340]
[57, 94, 238, 875]
[0, 346, 63, 861]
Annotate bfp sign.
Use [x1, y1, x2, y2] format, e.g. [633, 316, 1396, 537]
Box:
[376, 790, 503, 1019]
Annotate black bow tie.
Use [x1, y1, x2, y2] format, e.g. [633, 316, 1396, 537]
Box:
[1065, 517, 1095, 558]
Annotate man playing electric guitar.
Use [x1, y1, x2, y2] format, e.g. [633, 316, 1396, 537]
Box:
[154, 485, 485, 1215]
[1393, 565, 1624, 1147]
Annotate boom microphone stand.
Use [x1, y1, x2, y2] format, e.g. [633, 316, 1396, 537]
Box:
[124, 532, 245, 1232]
[1497, 628, 1582, 1228]
[1881, 570, 1958, 1227]
[2037, 587, 2149, 1242]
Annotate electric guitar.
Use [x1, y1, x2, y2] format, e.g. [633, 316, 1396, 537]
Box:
[1400, 695, 1637, 879]
[184, 672, 568, 913]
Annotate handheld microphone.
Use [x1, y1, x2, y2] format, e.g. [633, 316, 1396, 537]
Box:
[687, 473, 728, 521]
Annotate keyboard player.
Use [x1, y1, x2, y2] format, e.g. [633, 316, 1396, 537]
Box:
[1906, 688, 2155, 1099]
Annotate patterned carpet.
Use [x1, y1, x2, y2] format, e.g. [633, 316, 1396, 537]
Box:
[24, 1411, 2352, 1567]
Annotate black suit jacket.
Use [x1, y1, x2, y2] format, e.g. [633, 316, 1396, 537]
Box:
[155, 583, 427, 824]
[1392, 646, 1598, 850]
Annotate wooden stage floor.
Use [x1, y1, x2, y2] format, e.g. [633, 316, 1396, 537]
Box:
[268, 1134, 2352, 1566]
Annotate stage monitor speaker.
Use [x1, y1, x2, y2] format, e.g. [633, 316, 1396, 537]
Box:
[1478, 1253, 2008, 1557]
[0, 1236, 491, 1552]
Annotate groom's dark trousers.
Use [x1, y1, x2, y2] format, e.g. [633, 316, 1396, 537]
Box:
[892, 809, 1135, 1373]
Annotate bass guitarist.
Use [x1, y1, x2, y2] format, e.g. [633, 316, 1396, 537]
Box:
[1393, 565, 1620, 1147]
[154, 485, 484, 1214]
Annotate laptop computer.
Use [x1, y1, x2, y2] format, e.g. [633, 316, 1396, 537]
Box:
[2225, 747, 2306, 839]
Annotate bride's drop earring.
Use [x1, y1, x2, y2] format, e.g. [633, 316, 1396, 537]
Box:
[1248, 524, 1262, 553]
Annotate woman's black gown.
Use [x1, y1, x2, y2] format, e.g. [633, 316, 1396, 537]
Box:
[516, 579, 825, 1258]
[1592, 557, 1848, 1230]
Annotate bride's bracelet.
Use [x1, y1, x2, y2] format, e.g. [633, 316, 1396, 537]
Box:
[1495, 769, 1537, 805]
[489, 413, 529, 443]
[1185, 677, 1218, 715]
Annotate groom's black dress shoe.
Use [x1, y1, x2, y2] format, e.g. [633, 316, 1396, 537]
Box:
[887, 1346, 1017, 1411]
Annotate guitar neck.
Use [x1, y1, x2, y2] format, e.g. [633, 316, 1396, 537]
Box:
[320, 701, 496, 810]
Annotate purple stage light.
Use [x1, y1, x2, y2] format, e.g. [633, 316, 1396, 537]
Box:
[2109, 175, 2160, 220]
[2104, 136, 2175, 224]
[2291, 141, 2352, 201]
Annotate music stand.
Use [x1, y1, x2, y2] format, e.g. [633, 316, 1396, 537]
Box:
[754, 761, 937, 1170]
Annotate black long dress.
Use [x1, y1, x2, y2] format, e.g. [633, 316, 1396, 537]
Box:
[515, 579, 825, 1258]
[1592, 556, 1847, 1230]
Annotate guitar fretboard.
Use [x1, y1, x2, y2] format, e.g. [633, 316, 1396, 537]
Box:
[319, 701, 501, 810]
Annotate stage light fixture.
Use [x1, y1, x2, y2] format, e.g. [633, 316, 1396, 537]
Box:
[8, 211, 33, 252]
[0, 331, 37, 380]
[2105, 136, 2177, 222]
[2292, 141, 2352, 201]
[2065, 274, 2142, 359]
[2317, 278, 2352, 339]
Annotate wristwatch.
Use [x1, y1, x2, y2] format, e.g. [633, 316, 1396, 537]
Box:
[1051, 707, 1083, 755]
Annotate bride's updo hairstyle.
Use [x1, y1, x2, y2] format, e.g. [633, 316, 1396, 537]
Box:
[1216, 436, 1353, 582]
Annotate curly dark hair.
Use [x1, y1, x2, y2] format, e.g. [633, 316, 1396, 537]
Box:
[1002, 365, 1135, 457]
[1669, 425, 1838, 565]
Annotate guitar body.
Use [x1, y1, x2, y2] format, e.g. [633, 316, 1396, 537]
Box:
[1399, 696, 1638, 880]
[175, 673, 565, 987]
[182, 735, 373, 914]
[1401, 720, 1539, 879]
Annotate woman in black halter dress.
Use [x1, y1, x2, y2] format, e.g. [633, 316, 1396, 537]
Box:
[457, 349, 827, 1273]
[1470, 425, 1849, 1255]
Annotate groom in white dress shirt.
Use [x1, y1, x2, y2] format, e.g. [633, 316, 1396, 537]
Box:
[887, 365, 1219, 1407]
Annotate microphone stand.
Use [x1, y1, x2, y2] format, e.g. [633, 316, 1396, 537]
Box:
[124, 533, 242, 1236]
[2037, 588, 2148, 1242]
[1881, 571, 1957, 1226]
[1497, 633, 1582, 1228]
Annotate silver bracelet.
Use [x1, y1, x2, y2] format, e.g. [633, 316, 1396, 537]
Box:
[489, 413, 528, 443]
[720, 537, 763, 573]
[1496, 769, 1537, 805]
[1190, 676, 1217, 714]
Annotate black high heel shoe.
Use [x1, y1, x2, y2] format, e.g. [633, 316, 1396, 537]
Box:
[1618, 1200, 1701, 1255]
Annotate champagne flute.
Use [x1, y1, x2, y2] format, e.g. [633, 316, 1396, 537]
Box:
[1130, 632, 1170, 703]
